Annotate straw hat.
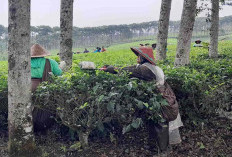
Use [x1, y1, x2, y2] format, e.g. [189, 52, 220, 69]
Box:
[31, 44, 50, 58]
[131, 47, 155, 65]
[195, 39, 202, 44]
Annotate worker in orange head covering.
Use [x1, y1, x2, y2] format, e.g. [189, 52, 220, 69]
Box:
[101, 46, 183, 155]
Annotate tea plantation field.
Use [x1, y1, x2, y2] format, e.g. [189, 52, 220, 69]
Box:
[1, 39, 232, 100]
[1, 39, 232, 118]
[0, 39, 232, 156]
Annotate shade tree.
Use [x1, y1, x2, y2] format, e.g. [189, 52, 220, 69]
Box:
[60, 0, 74, 69]
[8, 0, 37, 156]
[156, 0, 173, 61]
[175, 0, 198, 66]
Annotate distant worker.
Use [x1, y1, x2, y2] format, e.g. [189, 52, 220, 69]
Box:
[98, 47, 101, 52]
[193, 39, 203, 47]
[101, 46, 106, 52]
[83, 48, 89, 53]
[76, 51, 82, 54]
[94, 47, 101, 53]
[93, 47, 98, 53]
[151, 43, 157, 50]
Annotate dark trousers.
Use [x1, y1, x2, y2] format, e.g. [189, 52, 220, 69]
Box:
[33, 107, 55, 133]
[147, 120, 169, 152]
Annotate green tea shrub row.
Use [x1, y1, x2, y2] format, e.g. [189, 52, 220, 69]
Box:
[33, 70, 167, 147]
[0, 40, 232, 132]
[159, 46, 232, 123]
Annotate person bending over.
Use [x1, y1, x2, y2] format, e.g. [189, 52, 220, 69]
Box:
[101, 46, 182, 156]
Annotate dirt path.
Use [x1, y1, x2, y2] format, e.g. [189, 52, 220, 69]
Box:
[0, 117, 231, 157]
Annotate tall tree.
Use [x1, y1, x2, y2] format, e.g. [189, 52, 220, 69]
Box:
[60, 0, 74, 69]
[209, 0, 219, 58]
[175, 0, 197, 66]
[8, 0, 36, 156]
[0, 25, 6, 37]
[156, 0, 172, 61]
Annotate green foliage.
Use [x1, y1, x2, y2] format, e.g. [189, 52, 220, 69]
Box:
[0, 61, 8, 131]
[201, 42, 209, 49]
[69, 142, 82, 151]
[33, 70, 166, 137]
[0, 61, 7, 92]
[0, 39, 232, 133]
[159, 41, 232, 122]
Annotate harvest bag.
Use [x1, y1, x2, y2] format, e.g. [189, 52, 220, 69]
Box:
[143, 63, 179, 122]
[157, 82, 179, 122]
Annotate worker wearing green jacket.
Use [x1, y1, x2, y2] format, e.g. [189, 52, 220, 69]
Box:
[31, 44, 62, 133]
[31, 44, 62, 91]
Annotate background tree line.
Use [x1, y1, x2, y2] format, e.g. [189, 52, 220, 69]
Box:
[0, 15, 232, 55]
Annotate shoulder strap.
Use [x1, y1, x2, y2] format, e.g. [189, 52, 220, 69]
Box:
[42, 59, 52, 82]
[143, 63, 165, 86]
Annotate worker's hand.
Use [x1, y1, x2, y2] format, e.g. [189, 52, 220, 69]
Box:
[59, 61, 66, 70]
[99, 65, 109, 71]
[100, 65, 118, 74]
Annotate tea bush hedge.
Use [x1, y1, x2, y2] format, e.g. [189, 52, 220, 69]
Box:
[0, 40, 231, 135]
[33, 70, 168, 147]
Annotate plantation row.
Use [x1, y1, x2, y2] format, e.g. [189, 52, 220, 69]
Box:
[0, 39, 232, 146]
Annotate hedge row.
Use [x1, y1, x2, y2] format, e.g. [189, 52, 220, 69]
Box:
[0, 41, 231, 135]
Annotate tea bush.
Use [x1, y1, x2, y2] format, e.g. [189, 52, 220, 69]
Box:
[0, 39, 232, 135]
[0, 61, 7, 92]
[159, 45, 232, 122]
[33, 70, 167, 147]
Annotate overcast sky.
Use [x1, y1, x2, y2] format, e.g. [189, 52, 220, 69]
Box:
[0, 0, 231, 28]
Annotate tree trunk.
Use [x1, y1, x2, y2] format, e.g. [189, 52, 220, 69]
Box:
[156, 0, 172, 61]
[60, 0, 74, 69]
[78, 131, 90, 149]
[209, 0, 219, 58]
[175, 0, 197, 66]
[8, 0, 37, 156]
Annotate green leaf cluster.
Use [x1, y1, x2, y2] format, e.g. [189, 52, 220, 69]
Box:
[33, 69, 166, 136]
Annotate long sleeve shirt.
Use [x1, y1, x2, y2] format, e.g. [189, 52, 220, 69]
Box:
[105, 64, 156, 81]
[31, 57, 62, 78]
